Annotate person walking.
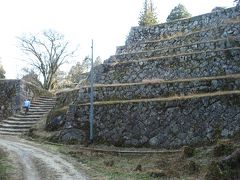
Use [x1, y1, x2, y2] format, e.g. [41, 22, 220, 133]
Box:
[23, 99, 30, 114]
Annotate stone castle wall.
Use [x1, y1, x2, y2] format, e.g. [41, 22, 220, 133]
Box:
[95, 48, 240, 84]
[78, 75, 240, 103]
[0, 80, 24, 120]
[76, 93, 240, 148]
[62, 6, 240, 148]
[115, 23, 240, 56]
[124, 6, 239, 45]
[95, 7, 240, 84]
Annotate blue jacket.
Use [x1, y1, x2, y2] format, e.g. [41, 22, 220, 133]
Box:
[23, 100, 30, 108]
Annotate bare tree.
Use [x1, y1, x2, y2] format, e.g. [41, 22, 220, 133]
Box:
[18, 29, 77, 90]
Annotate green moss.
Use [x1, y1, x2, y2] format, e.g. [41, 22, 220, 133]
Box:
[229, 38, 240, 47]
[213, 140, 234, 157]
[224, 49, 234, 60]
[205, 161, 223, 180]
[181, 146, 195, 158]
[212, 125, 222, 142]
[229, 94, 240, 106]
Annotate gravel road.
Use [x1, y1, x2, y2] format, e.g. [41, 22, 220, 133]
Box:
[0, 136, 88, 180]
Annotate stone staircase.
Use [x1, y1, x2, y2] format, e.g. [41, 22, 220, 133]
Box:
[0, 96, 56, 135]
[71, 6, 240, 148]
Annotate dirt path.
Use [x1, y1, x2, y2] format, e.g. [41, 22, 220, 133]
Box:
[0, 136, 88, 180]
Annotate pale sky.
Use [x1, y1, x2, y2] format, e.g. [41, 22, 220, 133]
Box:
[0, 0, 235, 79]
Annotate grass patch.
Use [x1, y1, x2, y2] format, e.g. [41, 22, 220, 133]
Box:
[55, 144, 209, 179]
[0, 148, 11, 180]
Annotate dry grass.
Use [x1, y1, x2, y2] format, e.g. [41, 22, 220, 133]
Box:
[55, 138, 240, 180]
[120, 37, 229, 56]
[79, 90, 240, 106]
[151, 31, 184, 43]
[79, 73, 240, 89]
[142, 73, 240, 84]
[58, 146, 186, 180]
[223, 17, 240, 24]
[145, 18, 240, 44]
[25, 123, 240, 179]
[115, 47, 240, 65]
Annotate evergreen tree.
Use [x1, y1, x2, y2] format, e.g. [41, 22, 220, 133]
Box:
[166, 4, 191, 22]
[138, 0, 158, 26]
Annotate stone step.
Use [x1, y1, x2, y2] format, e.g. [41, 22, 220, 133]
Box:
[30, 104, 53, 111]
[30, 100, 55, 103]
[32, 98, 56, 102]
[0, 128, 29, 133]
[36, 96, 56, 100]
[32, 97, 56, 101]
[0, 132, 22, 136]
[19, 111, 47, 115]
[0, 96, 56, 136]
[1, 120, 37, 125]
[22, 109, 49, 113]
[33, 97, 56, 100]
[13, 114, 43, 119]
[110, 37, 240, 63]
[79, 74, 240, 103]
[31, 101, 56, 105]
[31, 103, 55, 107]
[0, 123, 34, 129]
[8, 117, 40, 121]
[94, 47, 240, 84]
[30, 104, 55, 109]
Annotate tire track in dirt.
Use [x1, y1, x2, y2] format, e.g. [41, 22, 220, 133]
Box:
[0, 136, 87, 180]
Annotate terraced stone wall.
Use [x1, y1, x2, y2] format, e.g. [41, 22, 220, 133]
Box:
[124, 6, 239, 45]
[78, 75, 240, 103]
[95, 49, 240, 84]
[76, 93, 240, 148]
[114, 23, 240, 57]
[63, 6, 240, 148]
